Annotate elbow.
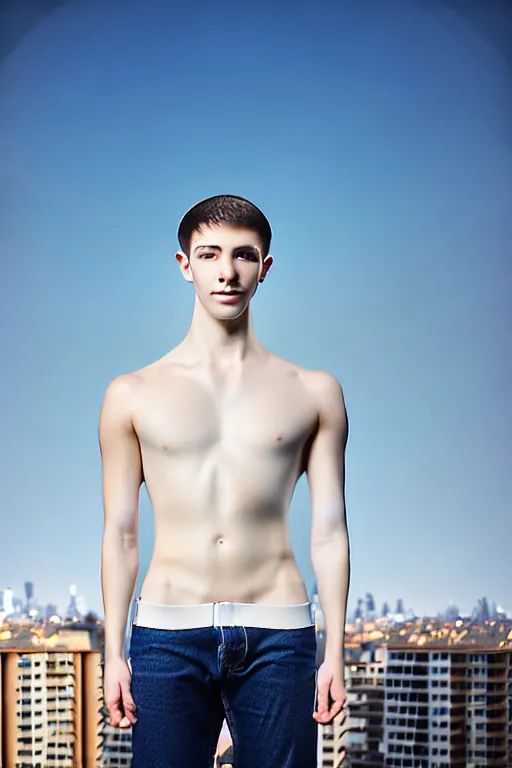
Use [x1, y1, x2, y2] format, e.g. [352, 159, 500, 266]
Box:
[310, 520, 350, 563]
[103, 520, 138, 550]
[311, 508, 348, 548]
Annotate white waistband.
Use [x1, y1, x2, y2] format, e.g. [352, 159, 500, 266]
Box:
[133, 598, 313, 630]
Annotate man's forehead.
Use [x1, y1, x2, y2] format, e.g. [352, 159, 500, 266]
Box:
[190, 223, 263, 250]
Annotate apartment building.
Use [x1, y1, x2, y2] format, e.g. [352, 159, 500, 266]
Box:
[317, 710, 348, 768]
[344, 646, 386, 766]
[101, 722, 132, 767]
[382, 644, 512, 768]
[0, 648, 103, 767]
[0, 647, 137, 767]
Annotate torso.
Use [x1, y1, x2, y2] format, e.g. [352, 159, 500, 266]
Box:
[129, 348, 321, 606]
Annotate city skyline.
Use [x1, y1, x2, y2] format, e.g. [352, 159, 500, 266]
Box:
[1, 579, 509, 624]
[1, 0, 511, 618]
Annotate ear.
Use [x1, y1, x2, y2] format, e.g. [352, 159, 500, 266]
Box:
[175, 251, 194, 283]
[259, 254, 273, 283]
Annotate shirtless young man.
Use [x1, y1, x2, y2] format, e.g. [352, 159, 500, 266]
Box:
[100, 195, 350, 768]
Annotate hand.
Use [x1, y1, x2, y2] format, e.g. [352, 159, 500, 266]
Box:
[103, 657, 137, 728]
[312, 659, 346, 725]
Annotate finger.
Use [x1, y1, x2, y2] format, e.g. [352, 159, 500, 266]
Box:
[316, 685, 330, 715]
[313, 697, 345, 725]
[328, 699, 344, 719]
[107, 701, 123, 727]
[119, 716, 132, 729]
[312, 710, 332, 724]
[120, 682, 137, 724]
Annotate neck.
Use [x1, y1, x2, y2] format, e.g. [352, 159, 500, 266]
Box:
[182, 296, 263, 368]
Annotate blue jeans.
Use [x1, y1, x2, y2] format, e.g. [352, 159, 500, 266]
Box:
[129, 623, 318, 767]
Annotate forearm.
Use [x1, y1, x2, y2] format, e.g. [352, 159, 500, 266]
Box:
[311, 528, 350, 665]
[101, 530, 139, 661]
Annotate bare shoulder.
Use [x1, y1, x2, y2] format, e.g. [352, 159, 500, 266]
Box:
[102, 348, 182, 402]
[302, 369, 346, 427]
[300, 368, 344, 403]
[266, 353, 347, 425]
[99, 374, 138, 428]
[270, 355, 344, 406]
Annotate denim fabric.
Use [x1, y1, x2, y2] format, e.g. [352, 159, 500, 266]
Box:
[129, 623, 318, 768]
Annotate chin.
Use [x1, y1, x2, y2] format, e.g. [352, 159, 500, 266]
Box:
[215, 306, 248, 321]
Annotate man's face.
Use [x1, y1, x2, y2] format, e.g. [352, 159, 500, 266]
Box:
[177, 223, 272, 320]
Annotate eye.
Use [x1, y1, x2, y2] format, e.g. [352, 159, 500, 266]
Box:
[198, 252, 215, 259]
[236, 250, 259, 262]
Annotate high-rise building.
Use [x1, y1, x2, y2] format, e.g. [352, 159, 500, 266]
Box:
[77, 595, 87, 617]
[101, 721, 132, 767]
[382, 644, 512, 767]
[318, 711, 349, 768]
[366, 594, 376, 619]
[24, 582, 34, 602]
[45, 604, 59, 621]
[0, 648, 103, 767]
[12, 597, 23, 614]
[3, 587, 14, 616]
[24, 581, 37, 616]
[344, 646, 386, 766]
[66, 584, 81, 621]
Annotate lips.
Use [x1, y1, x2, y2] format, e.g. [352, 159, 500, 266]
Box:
[213, 291, 244, 304]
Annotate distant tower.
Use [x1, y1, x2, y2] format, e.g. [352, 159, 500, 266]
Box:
[382, 601, 390, 617]
[396, 599, 404, 615]
[66, 584, 80, 620]
[445, 602, 460, 622]
[76, 596, 87, 616]
[12, 598, 23, 614]
[3, 587, 14, 615]
[24, 581, 35, 612]
[45, 604, 59, 621]
[354, 597, 364, 621]
[365, 592, 376, 617]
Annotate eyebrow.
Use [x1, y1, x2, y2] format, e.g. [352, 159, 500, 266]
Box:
[193, 244, 261, 253]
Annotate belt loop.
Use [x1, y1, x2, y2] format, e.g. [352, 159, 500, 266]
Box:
[213, 601, 235, 626]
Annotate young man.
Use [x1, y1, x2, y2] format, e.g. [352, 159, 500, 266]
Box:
[100, 195, 350, 768]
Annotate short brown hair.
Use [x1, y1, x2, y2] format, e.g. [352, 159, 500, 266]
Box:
[177, 195, 272, 256]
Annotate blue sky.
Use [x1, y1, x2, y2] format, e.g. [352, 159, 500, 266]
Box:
[1, 0, 510, 618]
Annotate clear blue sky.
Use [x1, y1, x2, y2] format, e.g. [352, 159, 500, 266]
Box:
[1, 0, 511, 618]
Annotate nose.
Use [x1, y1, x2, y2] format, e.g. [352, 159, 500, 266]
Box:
[218, 257, 238, 284]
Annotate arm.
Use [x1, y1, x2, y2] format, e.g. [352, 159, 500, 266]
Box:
[99, 376, 142, 727]
[99, 375, 142, 660]
[306, 371, 350, 668]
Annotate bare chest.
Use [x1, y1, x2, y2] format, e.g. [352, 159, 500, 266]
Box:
[133, 375, 318, 458]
